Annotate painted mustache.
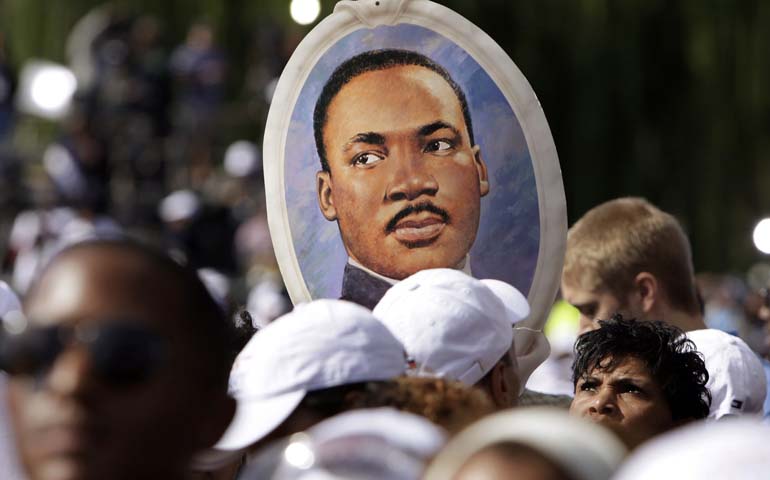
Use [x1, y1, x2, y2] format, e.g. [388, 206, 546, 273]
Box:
[385, 202, 451, 234]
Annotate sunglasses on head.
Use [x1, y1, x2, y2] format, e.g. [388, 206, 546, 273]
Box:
[0, 318, 165, 387]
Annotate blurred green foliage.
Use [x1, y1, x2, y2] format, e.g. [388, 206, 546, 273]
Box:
[440, 0, 770, 278]
[1, 0, 769, 274]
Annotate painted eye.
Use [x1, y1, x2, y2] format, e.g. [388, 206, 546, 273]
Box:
[425, 140, 453, 152]
[353, 153, 384, 167]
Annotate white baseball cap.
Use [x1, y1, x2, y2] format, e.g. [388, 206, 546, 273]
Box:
[215, 299, 407, 451]
[372, 269, 528, 385]
[241, 408, 447, 480]
[423, 407, 627, 480]
[480, 279, 530, 321]
[614, 419, 770, 480]
[686, 328, 767, 418]
[306, 408, 446, 458]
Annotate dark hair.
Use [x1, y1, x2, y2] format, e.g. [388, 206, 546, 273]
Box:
[313, 49, 475, 173]
[298, 382, 374, 417]
[571, 315, 711, 422]
[30, 238, 235, 390]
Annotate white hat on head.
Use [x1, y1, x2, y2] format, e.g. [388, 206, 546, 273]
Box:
[423, 407, 627, 480]
[241, 408, 447, 480]
[685, 328, 767, 418]
[480, 279, 530, 321]
[309, 408, 446, 458]
[373, 269, 526, 386]
[614, 419, 770, 480]
[215, 299, 407, 451]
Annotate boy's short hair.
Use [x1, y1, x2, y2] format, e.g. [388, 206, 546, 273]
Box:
[563, 197, 699, 315]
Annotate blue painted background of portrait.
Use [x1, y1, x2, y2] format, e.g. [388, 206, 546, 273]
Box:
[284, 23, 540, 299]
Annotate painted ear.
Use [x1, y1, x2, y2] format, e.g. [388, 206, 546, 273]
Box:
[317, 171, 337, 221]
[634, 272, 659, 315]
[473, 145, 490, 197]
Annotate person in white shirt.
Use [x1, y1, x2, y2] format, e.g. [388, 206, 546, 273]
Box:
[561, 197, 766, 418]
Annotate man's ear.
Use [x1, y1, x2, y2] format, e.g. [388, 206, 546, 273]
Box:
[472, 145, 489, 197]
[316, 171, 337, 221]
[199, 395, 236, 449]
[489, 362, 510, 408]
[632, 272, 659, 315]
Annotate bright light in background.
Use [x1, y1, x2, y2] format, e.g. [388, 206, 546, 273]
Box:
[753, 218, 770, 254]
[16, 60, 77, 120]
[31, 68, 76, 111]
[284, 439, 315, 469]
[224, 140, 261, 177]
[290, 0, 321, 25]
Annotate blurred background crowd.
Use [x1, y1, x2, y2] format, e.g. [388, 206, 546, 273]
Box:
[0, 0, 305, 329]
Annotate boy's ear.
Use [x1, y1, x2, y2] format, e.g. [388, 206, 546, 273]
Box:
[489, 361, 511, 408]
[632, 272, 659, 315]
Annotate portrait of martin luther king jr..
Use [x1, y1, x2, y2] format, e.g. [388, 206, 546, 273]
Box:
[314, 49, 490, 309]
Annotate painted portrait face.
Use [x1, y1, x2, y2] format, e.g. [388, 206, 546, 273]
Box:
[316, 64, 489, 280]
[569, 356, 675, 449]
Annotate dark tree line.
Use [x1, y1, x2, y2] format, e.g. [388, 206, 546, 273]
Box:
[2, 0, 769, 274]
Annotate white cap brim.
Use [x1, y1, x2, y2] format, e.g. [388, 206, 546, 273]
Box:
[309, 408, 447, 457]
[215, 389, 306, 451]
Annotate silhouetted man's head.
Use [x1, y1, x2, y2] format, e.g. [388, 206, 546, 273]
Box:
[5, 239, 235, 480]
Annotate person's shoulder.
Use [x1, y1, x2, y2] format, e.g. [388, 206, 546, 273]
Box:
[688, 328, 767, 418]
[686, 329, 759, 363]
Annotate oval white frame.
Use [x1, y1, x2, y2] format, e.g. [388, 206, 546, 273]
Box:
[264, 0, 566, 329]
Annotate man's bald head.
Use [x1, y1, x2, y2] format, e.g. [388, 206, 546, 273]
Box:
[26, 239, 233, 387]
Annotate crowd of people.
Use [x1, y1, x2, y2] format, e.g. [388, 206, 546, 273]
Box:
[0, 7, 769, 480]
[0, 196, 766, 480]
[0, 10, 294, 331]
